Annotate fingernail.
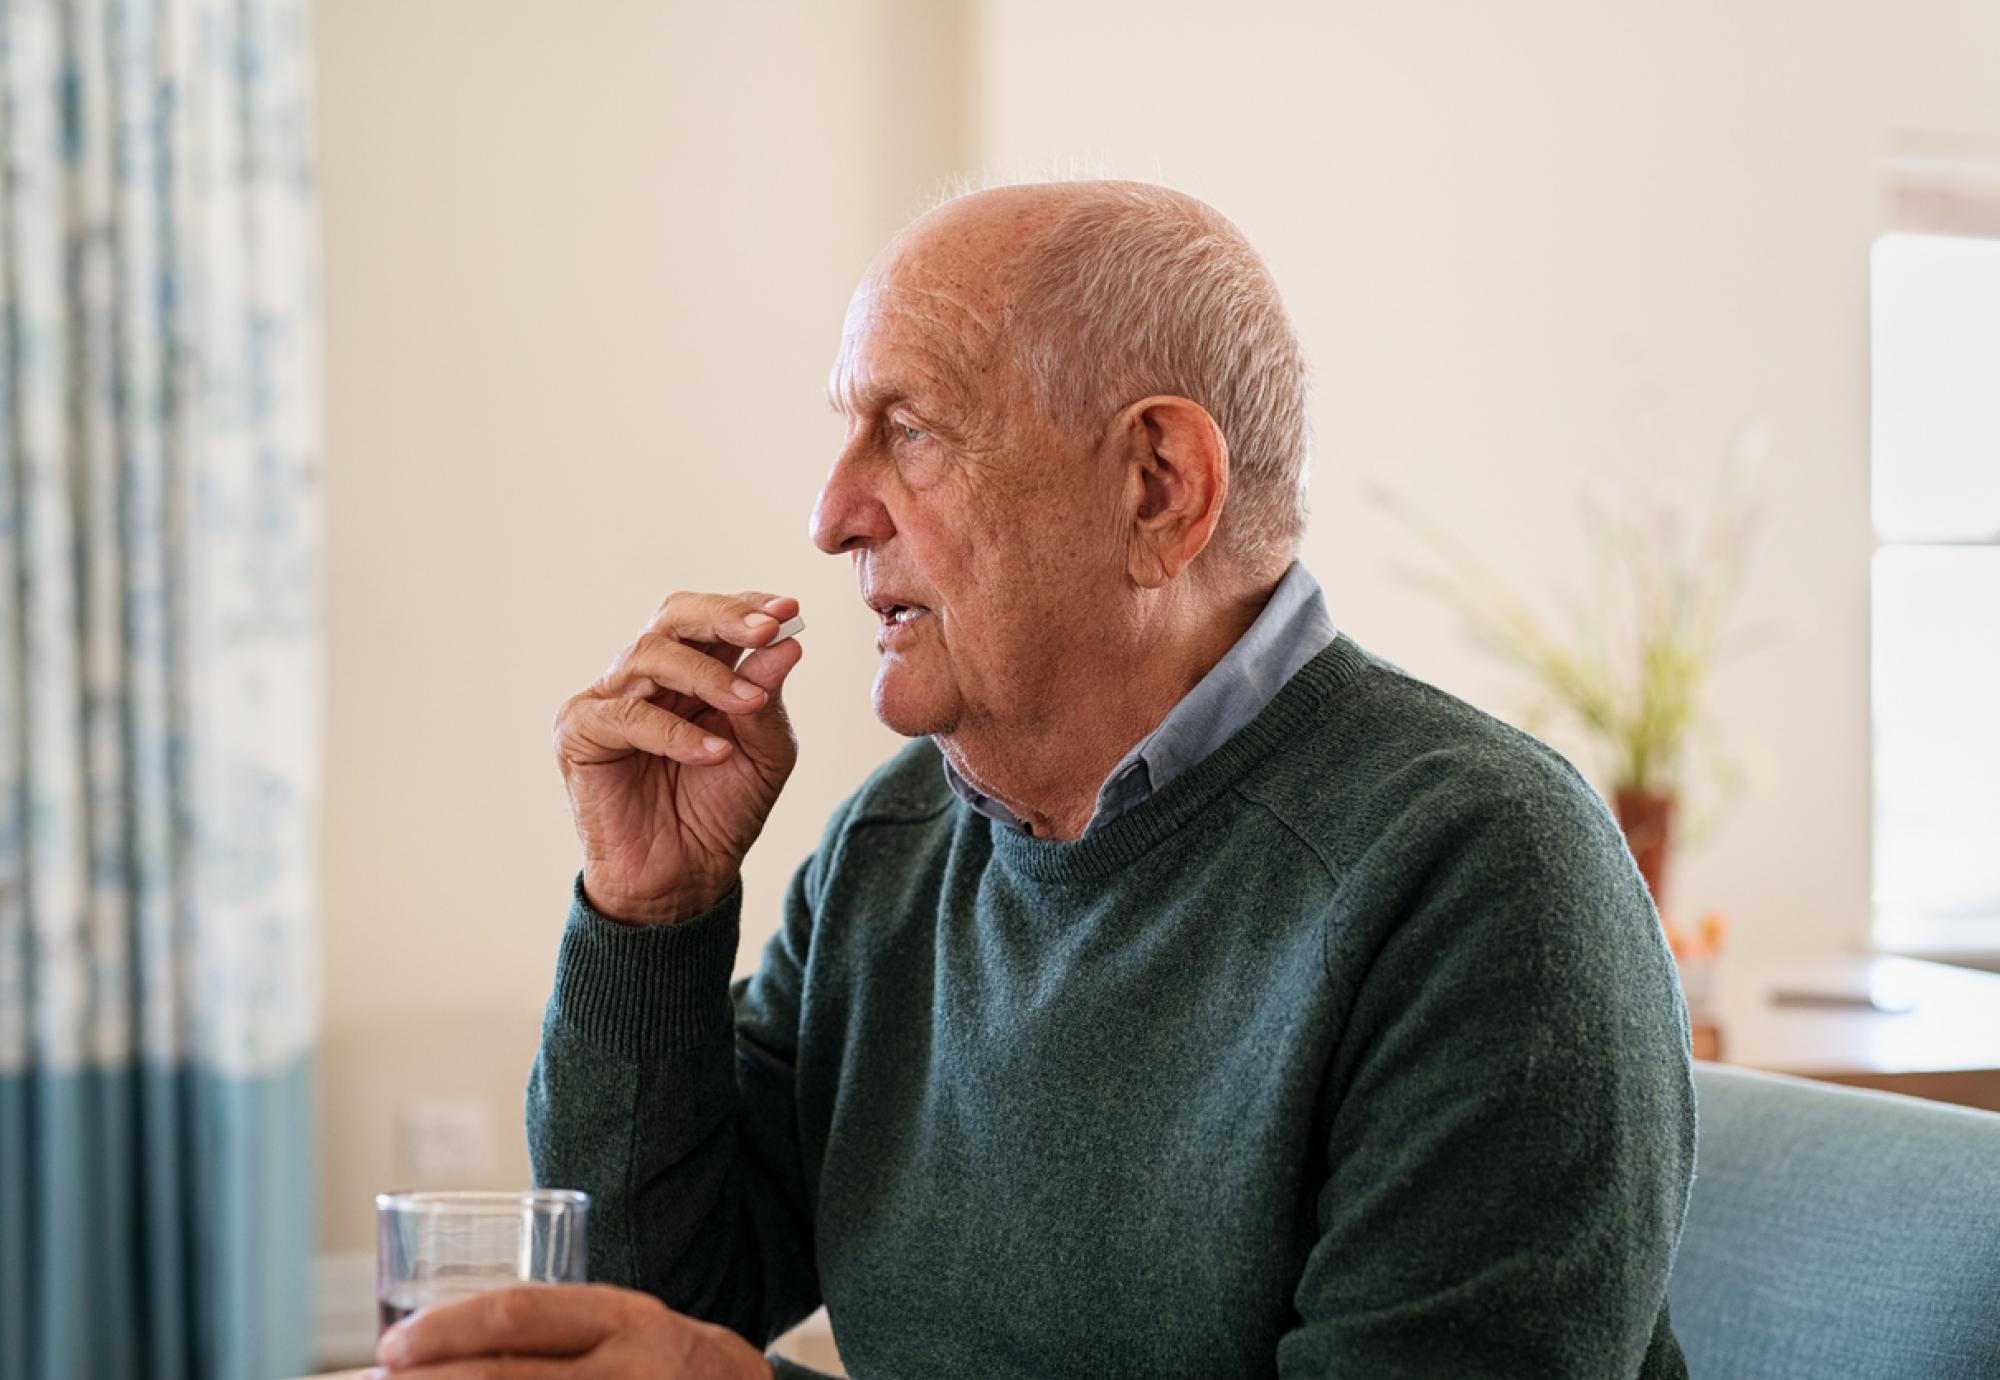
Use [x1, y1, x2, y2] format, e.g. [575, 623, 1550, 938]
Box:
[762, 597, 789, 612]
[702, 734, 730, 754]
[378, 1329, 410, 1366]
[731, 678, 763, 700]
[745, 613, 777, 631]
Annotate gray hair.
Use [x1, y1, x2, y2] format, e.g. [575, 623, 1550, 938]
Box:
[985, 181, 1314, 571]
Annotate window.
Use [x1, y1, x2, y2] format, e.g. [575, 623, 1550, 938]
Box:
[1871, 231, 2000, 954]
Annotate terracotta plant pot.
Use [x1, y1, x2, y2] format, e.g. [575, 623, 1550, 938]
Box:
[1613, 786, 1674, 914]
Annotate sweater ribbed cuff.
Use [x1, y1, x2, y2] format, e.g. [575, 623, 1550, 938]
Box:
[547, 871, 742, 1059]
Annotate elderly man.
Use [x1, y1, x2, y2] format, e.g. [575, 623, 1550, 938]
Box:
[379, 182, 1694, 1379]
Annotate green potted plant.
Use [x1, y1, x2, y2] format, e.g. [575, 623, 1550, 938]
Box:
[1375, 458, 1764, 922]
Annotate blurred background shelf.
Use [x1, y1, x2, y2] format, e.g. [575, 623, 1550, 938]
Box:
[1708, 952, 2000, 1112]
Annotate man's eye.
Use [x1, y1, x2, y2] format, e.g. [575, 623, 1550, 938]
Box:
[896, 422, 926, 444]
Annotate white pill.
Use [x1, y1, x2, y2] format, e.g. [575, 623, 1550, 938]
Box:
[772, 614, 806, 642]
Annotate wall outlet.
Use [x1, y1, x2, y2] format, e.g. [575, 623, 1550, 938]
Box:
[399, 1095, 496, 1185]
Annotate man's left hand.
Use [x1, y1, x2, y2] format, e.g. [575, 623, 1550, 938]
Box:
[373, 1283, 775, 1379]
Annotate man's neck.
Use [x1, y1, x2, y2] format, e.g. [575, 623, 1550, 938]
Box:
[937, 575, 1278, 840]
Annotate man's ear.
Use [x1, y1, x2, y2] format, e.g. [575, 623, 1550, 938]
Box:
[1113, 395, 1229, 588]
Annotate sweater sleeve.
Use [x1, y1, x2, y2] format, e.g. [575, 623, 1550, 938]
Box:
[1275, 772, 1696, 1379]
[525, 841, 829, 1352]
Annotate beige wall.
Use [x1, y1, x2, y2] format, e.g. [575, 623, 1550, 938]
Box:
[312, 0, 971, 1255]
[313, 0, 2000, 1265]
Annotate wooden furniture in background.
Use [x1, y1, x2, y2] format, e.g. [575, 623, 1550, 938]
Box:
[1708, 952, 2000, 1113]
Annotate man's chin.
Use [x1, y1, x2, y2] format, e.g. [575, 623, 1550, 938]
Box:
[871, 666, 956, 740]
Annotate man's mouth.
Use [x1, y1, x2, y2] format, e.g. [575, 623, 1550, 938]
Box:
[866, 596, 932, 645]
[865, 592, 932, 625]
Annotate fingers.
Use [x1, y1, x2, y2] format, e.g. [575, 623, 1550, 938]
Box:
[600, 633, 772, 714]
[558, 693, 732, 766]
[733, 627, 805, 694]
[601, 590, 807, 707]
[375, 1358, 573, 1379]
[645, 589, 799, 656]
[731, 589, 799, 623]
[560, 588, 806, 771]
[713, 632, 803, 775]
[378, 1285, 612, 1370]
[716, 590, 805, 689]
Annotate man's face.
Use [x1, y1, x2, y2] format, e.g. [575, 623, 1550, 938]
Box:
[812, 225, 1127, 745]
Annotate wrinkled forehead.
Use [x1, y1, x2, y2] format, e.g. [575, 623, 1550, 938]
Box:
[827, 226, 1025, 417]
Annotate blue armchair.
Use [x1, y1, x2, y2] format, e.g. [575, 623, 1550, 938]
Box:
[1670, 1063, 2000, 1378]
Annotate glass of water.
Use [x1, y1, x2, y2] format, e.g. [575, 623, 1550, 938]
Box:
[375, 1190, 590, 1332]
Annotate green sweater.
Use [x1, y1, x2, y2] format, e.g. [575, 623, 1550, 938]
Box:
[528, 636, 1695, 1378]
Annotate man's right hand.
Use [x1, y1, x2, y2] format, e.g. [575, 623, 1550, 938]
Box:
[553, 590, 805, 925]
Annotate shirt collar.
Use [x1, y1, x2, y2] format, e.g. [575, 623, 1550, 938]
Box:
[939, 560, 1337, 836]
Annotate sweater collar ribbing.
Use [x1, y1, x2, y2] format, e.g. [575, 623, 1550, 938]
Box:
[983, 636, 1369, 884]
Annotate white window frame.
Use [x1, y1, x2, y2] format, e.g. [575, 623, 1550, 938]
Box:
[1871, 136, 2000, 966]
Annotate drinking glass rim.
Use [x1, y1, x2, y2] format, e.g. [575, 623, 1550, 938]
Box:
[375, 1189, 589, 1214]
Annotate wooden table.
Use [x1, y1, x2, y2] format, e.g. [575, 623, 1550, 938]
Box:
[1706, 951, 2000, 1112]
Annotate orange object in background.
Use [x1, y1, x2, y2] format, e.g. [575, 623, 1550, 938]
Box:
[1663, 910, 1728, 1060]
[1700, 910, 1730, 951]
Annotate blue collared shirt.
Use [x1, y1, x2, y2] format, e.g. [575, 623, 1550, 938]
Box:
[942, 560, 1339, 836]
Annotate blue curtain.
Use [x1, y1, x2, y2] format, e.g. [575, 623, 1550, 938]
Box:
[0, 1, 321, 1376]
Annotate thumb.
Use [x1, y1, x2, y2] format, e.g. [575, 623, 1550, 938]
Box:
[727, 634, 804, 763]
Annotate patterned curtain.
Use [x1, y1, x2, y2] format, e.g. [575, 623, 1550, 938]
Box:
[0, 1, 320, 1376]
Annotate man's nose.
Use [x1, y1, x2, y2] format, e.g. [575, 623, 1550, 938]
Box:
[810, 443, 895, 554]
